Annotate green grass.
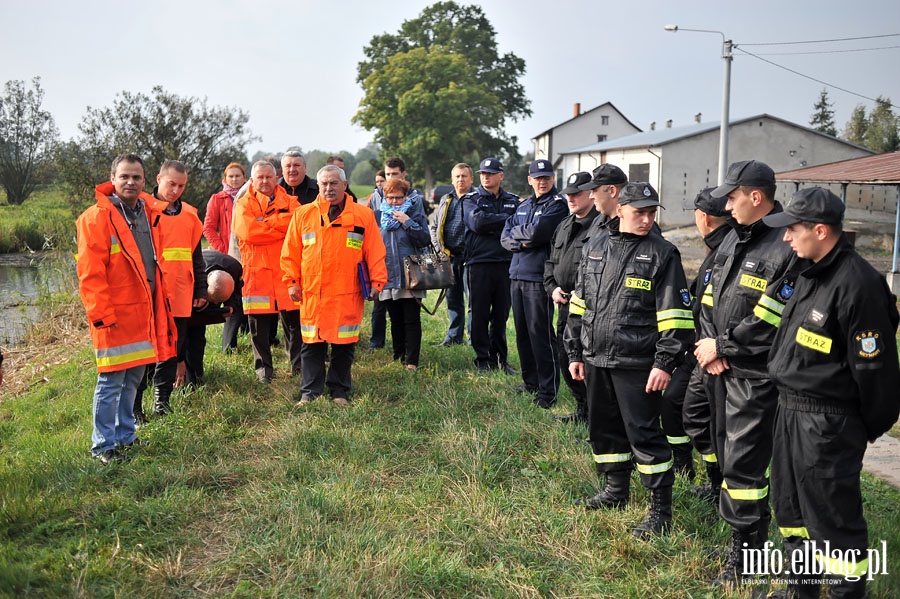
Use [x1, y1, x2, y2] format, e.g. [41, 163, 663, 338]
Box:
[2, 303, 900, 598]
[0, 188, 79, 253]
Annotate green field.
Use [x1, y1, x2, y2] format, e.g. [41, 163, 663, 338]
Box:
[2, 298, 899, 598]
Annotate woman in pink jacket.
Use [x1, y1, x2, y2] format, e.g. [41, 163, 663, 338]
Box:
[203, 162, 246, 252]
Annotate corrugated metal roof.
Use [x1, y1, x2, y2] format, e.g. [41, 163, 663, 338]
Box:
[776, 151, 900, 184]
[563, 120, 722, 154]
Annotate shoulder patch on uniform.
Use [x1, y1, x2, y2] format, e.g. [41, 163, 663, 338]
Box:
[776, 278, 795, 302]
[855, 330, 883, 359]
[743, 259, 759, 271]
[680, 289, 691, 306]
[703, 269, 712, 285]
[808, 308, 827, 325]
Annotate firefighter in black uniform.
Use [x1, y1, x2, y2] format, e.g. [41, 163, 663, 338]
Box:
[544, 172, 598, 423]
[693, 161, 801, 587]
[567, 182, 694, 538]
[463, 157, 520, 373]
[763, 187, 900, 599]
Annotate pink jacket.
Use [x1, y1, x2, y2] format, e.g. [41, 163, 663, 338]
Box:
[204, 190, 234, 252]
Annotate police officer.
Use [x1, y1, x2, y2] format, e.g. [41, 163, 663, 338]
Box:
[763, 188, 900, 599]
[567, 182, 694, 538]
[544, 171, 598, 422]
[693, 161, 801, 587]
[464, 157, 519, 373]
[501, 159, 568, 407]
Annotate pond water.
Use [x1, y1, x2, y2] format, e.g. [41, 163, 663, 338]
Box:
[0, 253, 76, 345]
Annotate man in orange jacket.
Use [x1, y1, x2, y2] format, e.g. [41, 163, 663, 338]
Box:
[234, 160, 302, 383]
[134, 160, 208, 420]
[281, 165, 387, 405]
[76, 153, 176, 465]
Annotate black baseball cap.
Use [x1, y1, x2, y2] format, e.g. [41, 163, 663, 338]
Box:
[762, 187, 845, 228]
[528, 159, 554, 178]
[477, 157, 503, 173]
[562, 172, 592, 194]
[579, 163, 627, 191]
[711, 160, 776, 198]
[618, 182, 664, 209]
[694, 186, 729, 217]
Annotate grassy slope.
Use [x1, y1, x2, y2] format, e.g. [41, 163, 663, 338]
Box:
[2, 302, 899, 598]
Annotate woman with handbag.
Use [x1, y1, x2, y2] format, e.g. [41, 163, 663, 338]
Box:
[378, 178, 431, 371]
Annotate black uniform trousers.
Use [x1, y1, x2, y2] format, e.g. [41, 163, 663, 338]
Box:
[585, 364, 674, 489]
[772, 392, 869, 598]
[135, 317, 189, 413]
[682, 359, 715, 458]
[510, 279, 559, 404]
[183, 324, 207, 384]
[555, 302, 586, 410]
[249, 309, 302, 380]
[221, 301, 243, 351]
[383, 297, 422, 367]
[300, 341, 355, 399]
[467, 262, 511, 369]
[369, 298, 387, 348]
[661, 355, 692, 453]
[708, 373, 777, 533]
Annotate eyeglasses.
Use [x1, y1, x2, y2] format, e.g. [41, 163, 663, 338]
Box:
[384, 195, 406, 201]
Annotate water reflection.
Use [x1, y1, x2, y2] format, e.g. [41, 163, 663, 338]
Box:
[0, 253, 75, 345]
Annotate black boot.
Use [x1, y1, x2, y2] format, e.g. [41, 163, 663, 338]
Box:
[711, 529, 757, 588]
[672, 443, 696, 481]
[766, 538, 820, 599]
[632, 486, 673, 538]
[133, 391, 147, 425]
[692, 460, 723, 505]
[575, 469, 630, 510]
[153, 387, 172, 416]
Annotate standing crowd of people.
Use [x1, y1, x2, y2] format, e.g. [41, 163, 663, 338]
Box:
[73, 149, 899, 598]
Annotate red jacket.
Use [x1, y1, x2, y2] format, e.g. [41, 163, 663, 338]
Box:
[203, 189, 233, 253]
[76, 182, 176, 372]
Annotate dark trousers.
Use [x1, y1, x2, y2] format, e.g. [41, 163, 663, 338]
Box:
[222, 302, 243, 351]
[384, 297, 422, 366]
[444, 254, 467, 343]
[772, 397, 869, 598]
[511, 279, 559, 404]
[661, 355, 691, 451]
[249, 310, 302, 379]
[135, 318, 187, 413]
[708, 373, 777, 533]
[585, 364, 674, 489]
[370, 298, 387, 348]
[682, 359, 714, 457]
[184, 324, 207, 384]
[556, 302, 586, 411]
[300, 341, 355, 399]
[468, 262, 511, 368]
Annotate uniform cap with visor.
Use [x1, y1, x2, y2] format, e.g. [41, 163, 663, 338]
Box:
[711, 160, 775, 198]
[477, 157, 504, 174]
[562, 172, 592, 194]
[618, 182, 664, 209]
[579, 163, 627, 191]
[762, 187, 845, 228]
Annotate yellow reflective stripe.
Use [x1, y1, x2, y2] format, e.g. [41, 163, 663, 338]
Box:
[757, 294, 785, 315]
[243, 295, 272, 310]
[300, 325, 316, 340]
[95, 341, 155, 368]
[337, 324, 360, 338]
[796, 327, 833, 354]
[658, 308, 694, 331]
[753, 305, 782, 328]
[625, 277, 652, 291]
[739, 273, 767, 292]
[301, 232, 316, 246]
[162, 247, 192, 261]
[667, 435, 690, 445]
[636, 459, 673, 475]
[593, 452, 632, 464]
[721, 481, 768, 500]
[819, 554, 868, 578]
[701, 453, 718, 463]
[778, 526, 810, 539]
[701, 286, 714, 307]
[570, 293, 586, 316]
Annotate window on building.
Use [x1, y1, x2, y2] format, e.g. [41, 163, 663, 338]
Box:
[596, 134, 607, 142]
[629, 163, 650, 183]
[601, 115, 609, 125]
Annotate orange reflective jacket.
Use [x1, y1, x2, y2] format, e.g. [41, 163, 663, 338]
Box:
[281, 194, 387, 344]
[150, 198, 203, 317]
[76, 182, 177, 372]
[233, 184, 299, 314]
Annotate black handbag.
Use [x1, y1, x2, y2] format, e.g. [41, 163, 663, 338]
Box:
[402, 244, 454, 315]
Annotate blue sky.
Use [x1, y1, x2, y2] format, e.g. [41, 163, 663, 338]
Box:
[2, 0, 899, 158]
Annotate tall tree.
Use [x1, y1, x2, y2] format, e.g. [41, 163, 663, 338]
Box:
[809, 89, 837, 137]
[865, 96, 900, 153]
[0, 77, 59, 205]
[58, 86, 257, 212]
[355, 1, 530, 195]
[842, 104, 869, 147]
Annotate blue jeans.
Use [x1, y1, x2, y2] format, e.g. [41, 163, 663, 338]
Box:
[444, 255, 467, 343]
[91, 365, 145, 454]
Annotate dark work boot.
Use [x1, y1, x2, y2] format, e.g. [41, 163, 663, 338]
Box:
[672, 443, 696, 481]
[766, 538, 820, 599]
[692, 460, 723, 505]
[632, 486, 673, 538]
[133, 391, 147, 425]
[575, 470, 630, 510]
[711, 529, 757, 589]
[153, 387, 172, 416]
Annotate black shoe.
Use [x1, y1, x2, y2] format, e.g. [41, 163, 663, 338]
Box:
[575, 471, 630, 510]
[500, 362, 518, 375]
[369, 343, 385, 350]
[555, 412, 587, 425]
[632, 486, 673, 539]
[474, 359, 493, 373]
[533, 397, 557, 409]
[93, 449, 129, 465]
[513, 383, 536, 395]
[133, 409, 147, 426]
[153, 388, 173, 417]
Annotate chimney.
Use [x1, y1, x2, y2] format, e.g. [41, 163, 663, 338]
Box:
[650, 121, 656, 131]
[694, 112, 702, 123]
[666, 119, 673, 129]
[574, 102, 581, 117]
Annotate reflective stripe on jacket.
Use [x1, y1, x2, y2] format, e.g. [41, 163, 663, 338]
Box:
[151, 198, 203, 317]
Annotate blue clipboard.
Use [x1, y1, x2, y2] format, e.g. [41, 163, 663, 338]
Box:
[357, 261, 372, 299]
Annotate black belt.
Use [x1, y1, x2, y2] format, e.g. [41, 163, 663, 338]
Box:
[778, 387, 857, 415]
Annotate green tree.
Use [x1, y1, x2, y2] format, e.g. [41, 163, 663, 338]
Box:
[0, 77, 59, 205]
[355, 1, 530, 195]
[842, 104, 869, 147]
[865, 96, 900, 153]
[58, 86, 257, 212]
[809, 89, 837, 137]
[349, 160, 375, 187]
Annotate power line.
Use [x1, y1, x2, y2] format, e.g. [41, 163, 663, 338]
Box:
[741, 33, 900, 46]
[735, 47, 900, 109]
[753, 45, 900, 56]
